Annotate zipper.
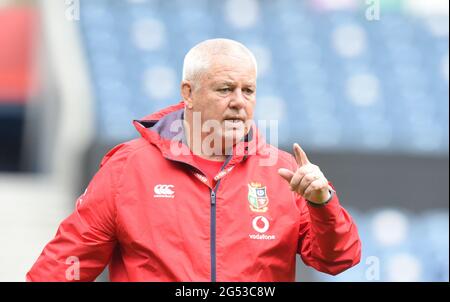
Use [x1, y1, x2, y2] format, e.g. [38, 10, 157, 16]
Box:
[210, 188, 217, 282]
[209, 156, 232, 282]
[164, 155, 231, 282]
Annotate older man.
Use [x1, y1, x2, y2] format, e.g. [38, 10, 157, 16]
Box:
[27, 39, 361, 282]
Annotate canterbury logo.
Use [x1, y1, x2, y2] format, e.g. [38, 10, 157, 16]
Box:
[154, 184, 175, 198]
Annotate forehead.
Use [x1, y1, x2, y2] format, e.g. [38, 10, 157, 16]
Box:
[203, 54, 256, 85]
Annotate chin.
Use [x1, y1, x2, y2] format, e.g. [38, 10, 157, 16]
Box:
[223, 131, 245, 146]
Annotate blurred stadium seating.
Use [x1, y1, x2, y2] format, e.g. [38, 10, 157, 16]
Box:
[309, 207, 449, 281]
[77, 0, 449, 155]
[0, 0, 448, 281]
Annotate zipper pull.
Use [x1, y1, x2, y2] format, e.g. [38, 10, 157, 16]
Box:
[211, 191, 216, 205]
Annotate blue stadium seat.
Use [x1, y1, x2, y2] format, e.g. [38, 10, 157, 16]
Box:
[78, 0, 448, 155]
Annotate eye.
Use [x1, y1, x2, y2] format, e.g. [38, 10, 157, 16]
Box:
[218, 87, 232, 93]
[244, 88, 255, 94]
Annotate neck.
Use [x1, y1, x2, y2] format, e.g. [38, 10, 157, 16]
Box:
[183, 115, 228, 162]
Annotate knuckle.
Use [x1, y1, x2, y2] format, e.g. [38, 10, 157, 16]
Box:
[305, 174, 315, 182]
[319, 181, 327, 190]
[291, 174, 300, 184]
[297, 166, 306, 174]
[301, 163, 312, 170]
[311, 184, 320, 191]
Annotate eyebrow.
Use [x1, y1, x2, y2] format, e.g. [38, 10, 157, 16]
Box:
[214, 81, 256, 87]
[216, 81, 235, 86]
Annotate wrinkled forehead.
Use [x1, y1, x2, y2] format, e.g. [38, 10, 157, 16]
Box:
[203, 54, 257, 83]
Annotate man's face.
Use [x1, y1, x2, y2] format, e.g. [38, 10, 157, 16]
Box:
[188, 54, 257, 150]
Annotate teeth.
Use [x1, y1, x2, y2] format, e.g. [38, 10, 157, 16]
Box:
[224, 119, 243, 125]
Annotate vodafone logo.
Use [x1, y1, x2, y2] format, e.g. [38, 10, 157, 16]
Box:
[252, 216, 270, 233]
[249, 216, 276, 240]
[154, 184, 175, 198]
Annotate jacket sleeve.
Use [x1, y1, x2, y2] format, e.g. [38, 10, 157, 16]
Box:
[26, 145, 126, 281]
[293, 160, 361, 275]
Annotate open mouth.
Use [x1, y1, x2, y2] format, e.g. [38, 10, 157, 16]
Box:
[225, 119, 244, 123]
[224, 116, 245, 123]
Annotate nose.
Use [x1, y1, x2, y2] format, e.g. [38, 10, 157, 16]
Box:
[229, 88, 246, 110]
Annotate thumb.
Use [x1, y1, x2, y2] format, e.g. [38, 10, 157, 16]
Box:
[278, 168, 294, 183]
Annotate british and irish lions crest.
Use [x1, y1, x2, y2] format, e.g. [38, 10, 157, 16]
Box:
[248, 182, 269, 212]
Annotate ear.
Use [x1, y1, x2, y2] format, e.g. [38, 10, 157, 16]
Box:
[181, 81, 194, 109]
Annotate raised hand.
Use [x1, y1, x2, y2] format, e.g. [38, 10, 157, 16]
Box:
[278, 143, 331, 204]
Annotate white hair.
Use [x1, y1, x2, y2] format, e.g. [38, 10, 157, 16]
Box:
[182, 38, 258, 87]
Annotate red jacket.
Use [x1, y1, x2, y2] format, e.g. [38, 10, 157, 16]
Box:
[27, 102, 361, 281]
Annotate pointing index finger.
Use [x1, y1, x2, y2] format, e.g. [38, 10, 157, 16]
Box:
[293, 143, 310, 167]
